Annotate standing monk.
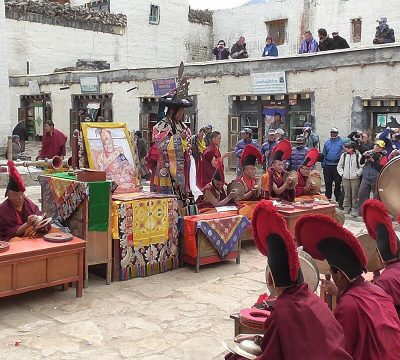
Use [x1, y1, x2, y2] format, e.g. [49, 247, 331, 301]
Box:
[225, 201, 352, 360]
[39, 120, 68, 160]
[0, 161, 42, 241]
[152, 62, 192, 203]
[297, 215, 400, 360]
[362, 199, 400, 317]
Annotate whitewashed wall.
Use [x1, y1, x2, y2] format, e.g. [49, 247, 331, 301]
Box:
[186, 21, 213, 62]
[0, 0, 11, 147]
[6, 0, 190, 75]
[212, 0, 306, 58]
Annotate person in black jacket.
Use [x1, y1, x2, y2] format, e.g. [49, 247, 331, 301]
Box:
[318, 28, 334, 51]
[230, 36, 249, 59]
[332, 30, 350, 49]
[212, 40, 230, 61]
[373, 17, 395, 44]
[347, 131, 374, 154]
[12, 120, 28, 152]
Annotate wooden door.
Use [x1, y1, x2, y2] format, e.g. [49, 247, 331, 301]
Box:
[228, 114, 240, 169]
[140, 113, 151, 146]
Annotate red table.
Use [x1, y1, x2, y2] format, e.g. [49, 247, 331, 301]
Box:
[278, 204, 336, 237]
[0, 237, 86, 298]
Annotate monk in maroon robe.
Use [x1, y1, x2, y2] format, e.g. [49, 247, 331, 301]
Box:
[200, 131, 222, 189]
[225, 201, 351, 360]
[39, 120, 67, 159]
[0, 162, 42, 241]
[362, 199, 400, 317]
[297, 214, 400, 360]
[268, 140, 295, 202]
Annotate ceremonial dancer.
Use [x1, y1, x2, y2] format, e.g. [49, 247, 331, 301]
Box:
[363, 199, 400, 317]
[225, 201, 352, 359]
[297, 215, 400, 360]
[152, 62, 192, 204]
[268, 140, 295, 202]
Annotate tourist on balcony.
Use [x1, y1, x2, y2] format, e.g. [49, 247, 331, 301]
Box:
[299, 31, 319, 54]
[261, 36, 278, 57]
[332, 30, 350, 49]
[374, 17, 395, 44]
[212, 40, 230, 61]
[318, 28, 335, 51]
[231, 36, 249, 59]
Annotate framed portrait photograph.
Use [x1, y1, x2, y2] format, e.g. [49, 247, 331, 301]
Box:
[81, 122, 140, 193]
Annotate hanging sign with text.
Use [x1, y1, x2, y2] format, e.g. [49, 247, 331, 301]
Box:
[152, 78, 177, 97]
[251, 72, 287, 95]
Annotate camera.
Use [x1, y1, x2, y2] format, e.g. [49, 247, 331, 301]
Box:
[354, 134, 361, 139]
[395, 134, 400, 140]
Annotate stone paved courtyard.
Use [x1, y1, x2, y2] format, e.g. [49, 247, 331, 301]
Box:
[0, 186, 369, 359]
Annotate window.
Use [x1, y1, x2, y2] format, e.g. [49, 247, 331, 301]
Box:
[86, 0, 110, 13]
[265, 19, 287, 45]
[149, 5, 160, 25]
[351, 19, 362, 43]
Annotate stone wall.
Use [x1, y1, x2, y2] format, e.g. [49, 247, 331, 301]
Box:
[186, 21, 213, 62]
[0, 0, 11, 148]
[9, 45, 400, 153]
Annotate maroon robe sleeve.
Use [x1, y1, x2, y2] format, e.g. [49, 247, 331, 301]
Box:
[0, 198, 42, 241]
[374, 262, 400, 317]
[40, 134, 50, 158]
[295, 172, 306, 197]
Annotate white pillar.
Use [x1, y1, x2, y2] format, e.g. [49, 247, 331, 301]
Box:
[0, 0, 11, 148]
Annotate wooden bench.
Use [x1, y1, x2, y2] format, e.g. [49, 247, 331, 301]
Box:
[0, 237, 86, 298]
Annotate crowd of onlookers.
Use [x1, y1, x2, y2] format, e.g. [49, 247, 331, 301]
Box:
[212, 17, 396, 60]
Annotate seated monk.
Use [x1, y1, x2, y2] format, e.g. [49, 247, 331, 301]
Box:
[363, 200, 400, 318]
[196, 158, 236, 214]
[268, 140, 295, 202]
[297, 215, 400, 360]
[295, 148, 328, 202]
[0, 161, 50, 241]
[232, 144, 265, 220]
[225, 201, 352, 360]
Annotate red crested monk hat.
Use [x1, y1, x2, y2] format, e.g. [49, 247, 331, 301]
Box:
[6, 161, 26, 196]
[241, 144, 262, 167]
[271, 139, 292, 162]
[252, 200, 304, 288]
[362, 199, 400, 262]
[213, 158, 225, 184]
[296, 215, 367, 281]
[301, 148, 319, 168]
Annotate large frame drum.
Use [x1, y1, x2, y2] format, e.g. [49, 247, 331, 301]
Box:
[377, 157, 400, 217]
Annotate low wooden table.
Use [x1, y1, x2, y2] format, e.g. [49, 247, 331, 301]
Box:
[278, 204, 336, 236]
[0, 237, 86, 298]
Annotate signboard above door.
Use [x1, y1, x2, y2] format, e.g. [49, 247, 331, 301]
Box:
[80, 76, 100, 94]
[152, 78, 177, 97]
[251, 71, 287, 95]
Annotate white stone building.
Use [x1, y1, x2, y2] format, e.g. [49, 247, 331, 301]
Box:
[0, 0, 11, 147]
[213, 0, 400, 57]
[8, 45, 400, 170]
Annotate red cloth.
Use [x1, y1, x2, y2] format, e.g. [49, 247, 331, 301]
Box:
[200, 144, 221, 188]
[184, 211, 237, 258]
[40, 129, 67, 159]
[0, 197, 42, 241]
[374, 261, 400, 317]
[226, 284, 351, 360]
[295, 171, 306, 197]
[334, 277, 400, 360]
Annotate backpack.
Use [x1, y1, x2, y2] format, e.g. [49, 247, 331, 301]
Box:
[342, 153, 360, 169]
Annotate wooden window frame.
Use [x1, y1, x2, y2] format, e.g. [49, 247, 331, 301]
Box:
[265, 19, 288, 46]
[149, 4, 160, 25]
[351, 18, 362, 43]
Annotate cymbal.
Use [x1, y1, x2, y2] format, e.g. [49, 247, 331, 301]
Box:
[283, 171, 298, 190]
[305, 176, 321, 195]
[356, 233, 384, 272]
[227, 181, 245, 201]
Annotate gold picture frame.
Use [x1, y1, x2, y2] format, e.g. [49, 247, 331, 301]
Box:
[81, 122, 140, 193]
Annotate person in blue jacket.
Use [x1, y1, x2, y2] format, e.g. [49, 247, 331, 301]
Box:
[378, 127, 400, 156]
[261, 129, 277, 170]
[322, 128, 343, 204]
[261, 36, 278, 57]
[290, 135, 310, 171]
[234, 128, 261, 177]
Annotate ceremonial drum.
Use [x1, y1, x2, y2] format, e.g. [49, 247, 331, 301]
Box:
[377, 156, 400, 217]
[239, 308, 271, 332]
[227, 182, 246, 201]
[356, 233, 384, 272]
[265, 250, 320, 296]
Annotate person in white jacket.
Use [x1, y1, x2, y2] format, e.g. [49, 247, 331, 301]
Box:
[337, 141, 363, 216]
